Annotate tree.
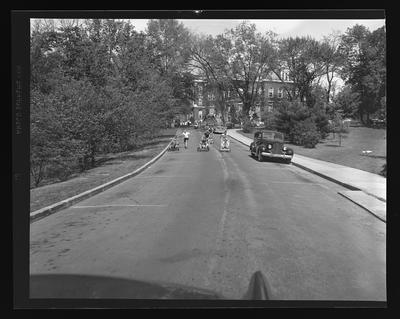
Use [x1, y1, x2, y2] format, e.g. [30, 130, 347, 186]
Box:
[332, 85, 360, 119]
[212, 22, 277, 117]
[146, 19, 194, 116]
[189, 34, 233, 123]
[273, 100, 311, 139]
[330, 111, 346, 146]
[319, 31, 345, 103]
[30, 18, 186, 187]
[274, 36, 326, 106]
[339, 25, 386, 124]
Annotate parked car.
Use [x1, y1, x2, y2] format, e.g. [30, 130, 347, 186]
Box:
[249, 130, 294, 164]
[226, 122, 234, 129]
[214, 125, 227, 134]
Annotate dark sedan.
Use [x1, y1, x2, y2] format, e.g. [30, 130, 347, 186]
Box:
[249, 130, 294, 163]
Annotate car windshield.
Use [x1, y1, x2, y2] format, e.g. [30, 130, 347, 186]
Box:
[262, 131, 283, 141]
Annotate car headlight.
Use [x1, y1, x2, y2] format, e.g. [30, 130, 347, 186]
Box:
[283, 146, 287, 151]
[267, 144, 272, 150]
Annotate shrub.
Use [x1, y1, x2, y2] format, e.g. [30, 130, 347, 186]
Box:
[274, 100, 311, 138]
[302, 130, 321, 148]
[290, 119, 320, 148]
[312, 110, 330, 139]
[242, 119, 253, 133]
[46, 159, 76, 182]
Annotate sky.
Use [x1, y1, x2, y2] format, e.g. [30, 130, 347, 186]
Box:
[31, 18, 385, 40]
[128, 19, 385, 40]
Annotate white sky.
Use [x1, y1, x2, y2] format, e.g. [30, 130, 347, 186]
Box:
[31, 18, 385, 40]
[129, 19, 385, 40]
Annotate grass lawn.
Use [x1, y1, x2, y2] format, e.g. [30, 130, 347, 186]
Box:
[238, 126, 386, 176]
[30, 128, 177, 212]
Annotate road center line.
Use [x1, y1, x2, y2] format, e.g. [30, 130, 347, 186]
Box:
[72, 204, 168, 208]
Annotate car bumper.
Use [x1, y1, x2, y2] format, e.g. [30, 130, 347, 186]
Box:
[261, 152, 293, 159]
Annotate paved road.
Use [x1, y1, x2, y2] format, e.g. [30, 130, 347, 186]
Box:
[30, 129, 386, 300]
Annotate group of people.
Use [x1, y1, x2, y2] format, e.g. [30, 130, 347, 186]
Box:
[171, 127, 229, 150]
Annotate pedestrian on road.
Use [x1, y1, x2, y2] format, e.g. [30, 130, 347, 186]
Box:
[182, 129, 190, 149]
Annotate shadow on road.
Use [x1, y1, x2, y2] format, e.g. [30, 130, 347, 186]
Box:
[247, 154, 290, 164]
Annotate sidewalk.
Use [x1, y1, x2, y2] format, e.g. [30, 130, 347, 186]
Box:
[227, 129, 386, 222]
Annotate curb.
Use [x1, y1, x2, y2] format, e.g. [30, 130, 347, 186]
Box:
[30, 140, 173, 223]
[338, 192, 386, 223]
[290, 161, 360, 191]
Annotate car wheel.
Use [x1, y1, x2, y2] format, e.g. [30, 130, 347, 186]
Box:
[285, 159, 291, 164]
[257, 151, 263, 162]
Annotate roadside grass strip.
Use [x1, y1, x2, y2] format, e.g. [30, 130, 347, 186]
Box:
[30, 139, 173, 223]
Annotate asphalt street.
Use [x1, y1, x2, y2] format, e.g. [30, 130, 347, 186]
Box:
[30, 129, 386, 300]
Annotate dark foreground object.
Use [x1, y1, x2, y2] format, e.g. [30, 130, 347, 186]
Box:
[30, 271, 270, 299]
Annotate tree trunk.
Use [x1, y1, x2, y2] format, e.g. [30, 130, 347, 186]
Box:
[326, 82, 332, 103]
[243, 101, 251, 118]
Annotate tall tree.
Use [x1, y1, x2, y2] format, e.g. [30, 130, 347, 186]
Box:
[146, 19, 192, 76]
[189, 34, 233, 123]
[319, 31, 345, 103]
[339, 25, 386, 123]
[274, 36, 326, 107]
[146, 19, 194, 115]
[212, 21, 277, 118]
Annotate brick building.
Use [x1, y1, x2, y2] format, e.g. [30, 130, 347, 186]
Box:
[189, 70, 294, 123]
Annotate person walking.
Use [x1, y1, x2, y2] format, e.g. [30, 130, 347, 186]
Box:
[182, 129, 190, 149]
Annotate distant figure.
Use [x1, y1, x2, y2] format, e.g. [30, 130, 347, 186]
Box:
[182, 129, 190, 149]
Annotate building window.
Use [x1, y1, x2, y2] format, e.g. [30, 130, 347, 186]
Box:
[281, 71, 290, 82]
[267, 101, 274, 112]
[268, 87, 274, 98]
[278, 88, 283, 99]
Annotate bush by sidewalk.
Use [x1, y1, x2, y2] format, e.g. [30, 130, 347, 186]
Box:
[290, 119, 320, 148]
